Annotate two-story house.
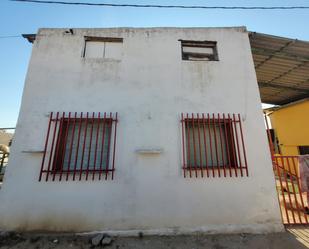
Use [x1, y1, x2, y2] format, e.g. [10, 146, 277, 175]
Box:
[0, 27, 282, 234]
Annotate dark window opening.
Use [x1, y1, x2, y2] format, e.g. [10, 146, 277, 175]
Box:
[180, 40, 218, 61]
[299, 146, 309, 155]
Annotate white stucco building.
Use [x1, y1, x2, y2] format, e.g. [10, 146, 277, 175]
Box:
[0, 27, 283, 234]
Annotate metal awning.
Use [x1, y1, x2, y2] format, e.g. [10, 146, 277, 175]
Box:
[249, 32, 309, 105]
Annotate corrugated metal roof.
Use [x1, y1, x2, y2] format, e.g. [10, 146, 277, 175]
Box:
[249, 32, 309, 105]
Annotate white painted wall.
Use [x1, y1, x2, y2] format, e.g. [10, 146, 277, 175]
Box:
[0, 27, 283, 233]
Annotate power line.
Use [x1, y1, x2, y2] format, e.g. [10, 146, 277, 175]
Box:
[0, 34, 46, 40]
[0, 35, 21, 39]
[10, 0, 309, 10]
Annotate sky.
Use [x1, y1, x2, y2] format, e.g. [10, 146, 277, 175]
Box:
[1, 0, 309, 128]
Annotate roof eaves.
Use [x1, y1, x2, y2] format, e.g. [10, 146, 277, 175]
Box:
[267, 98, 309, 113]
[22, 34, 36, 43]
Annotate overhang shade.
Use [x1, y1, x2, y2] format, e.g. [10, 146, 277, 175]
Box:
[250, 32, 309, 105]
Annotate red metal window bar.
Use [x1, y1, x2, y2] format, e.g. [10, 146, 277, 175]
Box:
[264, 113, 309, 225]
[181, 113, 248, 178]
[273, 156, 309, 225]
[39, 112, 118, 181]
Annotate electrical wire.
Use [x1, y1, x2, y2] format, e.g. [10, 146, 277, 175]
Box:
[10, 0, 309, 10]
[0, 35, 22, 39]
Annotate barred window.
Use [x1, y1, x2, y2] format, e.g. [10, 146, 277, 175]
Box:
[181, 113, 248, 178]
[39, 112, 118, 181]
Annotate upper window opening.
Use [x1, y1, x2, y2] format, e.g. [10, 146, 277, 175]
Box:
[83, 37, 123, 60]
[180, 40, 218, 61]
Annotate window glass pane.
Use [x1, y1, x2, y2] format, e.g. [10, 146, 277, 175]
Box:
[84, 41, 105, 58]
[186, 122, 228, 167]
[104, 42, 122, 60]
[182, 46, 213, 54]
[62, 120, 111, 171]
[84, 40, 122, 59]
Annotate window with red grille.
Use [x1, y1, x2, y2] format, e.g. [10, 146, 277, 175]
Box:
[181, 113, 248, 178]
[39, 112, 118, 181]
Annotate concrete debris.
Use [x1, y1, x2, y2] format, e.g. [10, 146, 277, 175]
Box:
[0, 231, 26, 245]
[29, 236, 40, 243]
[0, 231, 10, 238]
[101, 235, 113, 246]
[91, 233, 104, 246]
[0, 231, 307, 249]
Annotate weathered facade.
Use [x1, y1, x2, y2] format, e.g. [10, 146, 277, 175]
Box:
[0, 27, 283, 234]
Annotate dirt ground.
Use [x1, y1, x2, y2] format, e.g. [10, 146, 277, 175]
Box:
[0, 226, 309, 249]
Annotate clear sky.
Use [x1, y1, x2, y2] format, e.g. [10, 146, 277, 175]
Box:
[1, 0, 309, 127]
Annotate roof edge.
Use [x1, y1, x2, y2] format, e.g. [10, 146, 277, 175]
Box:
[249, 31, 309, 45]
[22, 34, 36, 43]
[266, 98, 309, 113]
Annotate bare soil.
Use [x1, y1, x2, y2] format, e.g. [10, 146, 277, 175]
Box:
[0, 227, 309, 249]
